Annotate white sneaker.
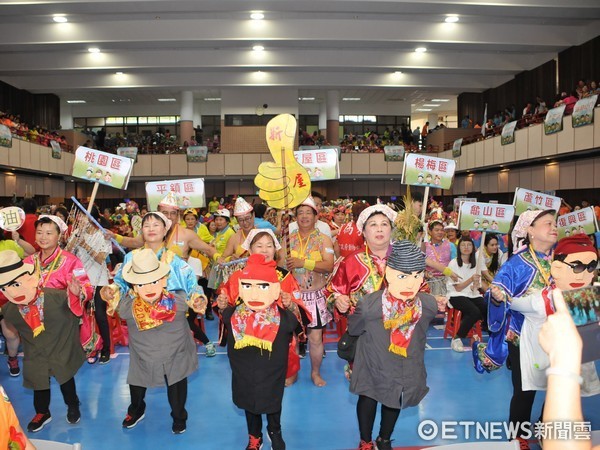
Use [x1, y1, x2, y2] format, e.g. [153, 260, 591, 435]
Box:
[451, 338, 470, 353]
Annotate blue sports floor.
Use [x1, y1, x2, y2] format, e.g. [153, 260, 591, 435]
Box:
[2, 319, 599, 450]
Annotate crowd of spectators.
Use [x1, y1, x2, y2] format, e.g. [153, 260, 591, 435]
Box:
[81, 127, 222, 155]
[0, 111, 70, 151]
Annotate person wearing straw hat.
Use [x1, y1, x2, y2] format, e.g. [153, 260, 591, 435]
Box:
[108, 248, 199, 434]
[218, 196, 256, 263]
[0, 249, 87, 434]
[348, 240, 446, 450]
[221, 253, 300, 450]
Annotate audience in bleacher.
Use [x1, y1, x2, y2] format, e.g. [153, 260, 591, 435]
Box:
[0, 111, 70, 151]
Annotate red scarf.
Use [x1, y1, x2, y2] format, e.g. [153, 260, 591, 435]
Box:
[231, 302, 280, 352]
[132, 290, 176, 331]
[17, 291, 44, 337]
[381, 288, 422, 357]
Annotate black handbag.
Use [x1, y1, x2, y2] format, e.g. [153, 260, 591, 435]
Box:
[337, 331, 359, 361]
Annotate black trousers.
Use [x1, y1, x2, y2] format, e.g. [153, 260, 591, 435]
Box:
[449, 296, 487, 338]
[245, 409, 281, 437]
[186, 307, 210, 344]
[508, 343, 537, 438]
[357, 395, 401, 442]
[33, 377, 79, 414]
[94, 288, 111, 353]
[128, 377, 188, 425]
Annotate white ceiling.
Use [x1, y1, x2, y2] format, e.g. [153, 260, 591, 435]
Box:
[1, 0, 599, 114]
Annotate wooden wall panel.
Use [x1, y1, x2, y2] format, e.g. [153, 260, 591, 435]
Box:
[573, 123, 594, 151]
[475, 143, 484, 168]
[527, 124, 542, 159]
[242, 154, 261, 176]
[206, 154, 225, 177]
[531, 165, 545, 191]
[132, 155, 152, 177]
[223, 154, 243, 176]
[508, 170, 520, 192]
[340, 154, 352, 174]
[498, 170, 509, 193]
[557, 118, 575, 154]
[352, 154, 369, 175]
[480, 141, 492, 167]
[152, 155, 170, 176]
[575, 160, 595, 189]
[545, 163, 560, 191]
[559, 161, 576, 189]
[369, 154, 387, 175]
[169, 154, 187, 177]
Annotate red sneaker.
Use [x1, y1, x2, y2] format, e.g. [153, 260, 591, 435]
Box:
[358, 440, 375, 450]
[246, 434, 263, 450]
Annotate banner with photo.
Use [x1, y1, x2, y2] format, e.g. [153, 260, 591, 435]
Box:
[501, 120, 518, 145]
[458, 201, 515, 234]
[401, 153, 456, 190]
[544, 104, 567, 135]
[146, 178, 206, 211]
[384, 145, 405, 162]
[557, 206, 598, 239]
[513, 187, 562, 216]
[452, 139, 463, 158]
[72, 146, 133, 190]
[294, 147, 339, 181]
[0, 124, 12, 148]
[186, 146, 208, 163]
[572, 95, 598, 128]
[117, 146, 138, 162]
[50, 140, 62, 159]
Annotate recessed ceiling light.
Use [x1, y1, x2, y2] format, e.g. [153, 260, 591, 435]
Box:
[445, 15, 459, 23]
[115, 71, 124, 75]
[431, 98, 450, 102]
[252, 45, 265, 52]
[66, 100, 86, 104]
[415, 47, 427, 53]
[393, 71, 403, 75]
[157, 98, 177, 102]
[299, 97, 315, 101]
[423, 104, 440, 107]
[250, 12, 264, 20]
[415, 108, 432, 111]
[53, 14, 67, 23]
[204, 97, 221, 101]
[342, 97, 361, 101]
[88, 47, 100, 53]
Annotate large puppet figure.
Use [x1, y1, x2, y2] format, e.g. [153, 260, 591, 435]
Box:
[348, 240, 447, 450]
[221, 253, 299, 450]
[0, 250, 85, 434]
[104, 248, 200, 435]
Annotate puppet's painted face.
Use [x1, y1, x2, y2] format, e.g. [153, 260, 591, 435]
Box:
[1, 272, 40, 305]
[385, 267, 424, 301]
[238, 279, 281, 311]
[132, 277, 168, 303]
[551, 251, 598, 290]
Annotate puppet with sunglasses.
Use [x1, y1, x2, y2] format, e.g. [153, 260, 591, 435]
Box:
[492, 234, 599, 395]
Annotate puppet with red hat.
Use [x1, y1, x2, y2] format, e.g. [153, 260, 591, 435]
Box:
[221, 253, 299, 450]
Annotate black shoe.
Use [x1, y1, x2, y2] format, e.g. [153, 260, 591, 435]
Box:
[67, 403, 81, 424]
[122, 412, 145, 429]
[172, 421, 186, 434]
[299, 342, 306, 359]
[375, 436, 393, 450]
[99, 351, 111, 365]
[268, 429, 286, 450]
[7, 356, 20, 377]
[27, 412, 52, 432]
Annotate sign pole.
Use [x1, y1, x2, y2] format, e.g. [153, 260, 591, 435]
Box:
[87, 182, 99, 214]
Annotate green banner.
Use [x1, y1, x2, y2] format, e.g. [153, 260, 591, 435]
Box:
[187, 145, 208, 162]
[572, 95, 598, 128]
[72, 146, 133, 190]
[557, 206, 598, 239]
[458, 201, 515, 234]
[294, 147, 340, 181]
[0, 124, 12, 148]
[544, 105, 566, 135]
[501, 120, 517, 145]
[401, 153, 456, 190]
